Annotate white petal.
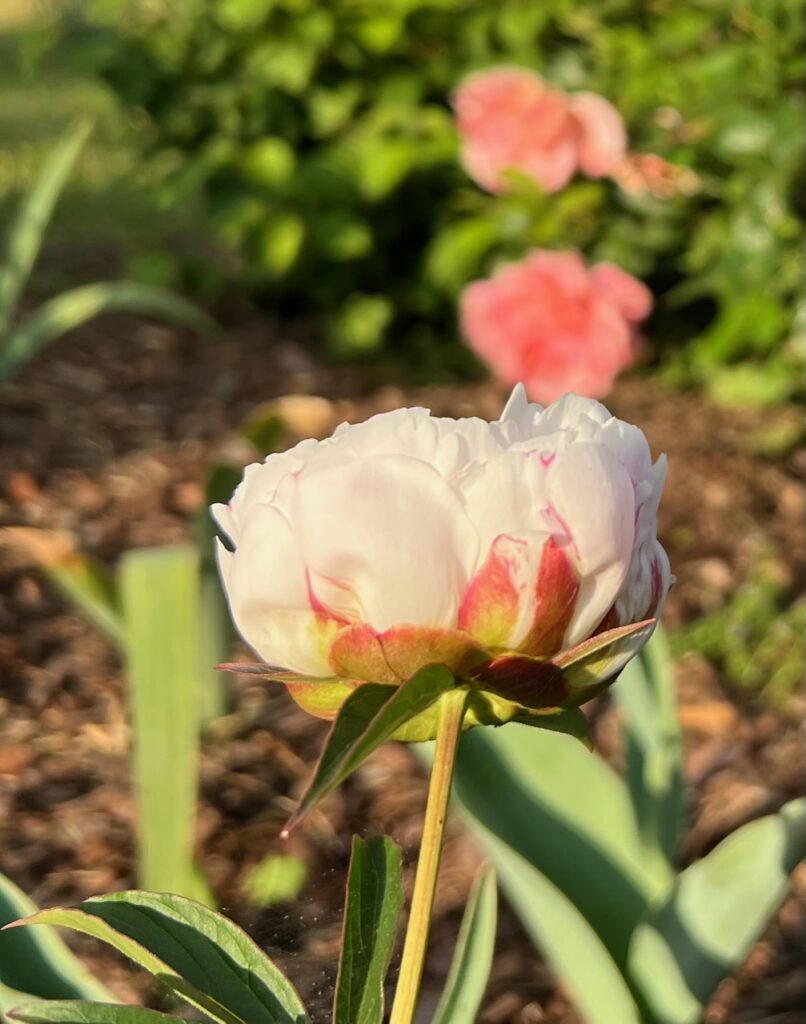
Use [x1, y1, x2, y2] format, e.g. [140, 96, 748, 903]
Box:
[220, 504, 332, 675]
[292, 454, 479, 631]
[544, 442, 635, 643]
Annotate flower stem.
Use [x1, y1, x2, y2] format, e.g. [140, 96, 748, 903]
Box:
[389, 687, 468, 1024]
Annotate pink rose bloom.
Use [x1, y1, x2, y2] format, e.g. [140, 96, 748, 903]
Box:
[460, 250, 652, 402]
[453, 67, 627, 194]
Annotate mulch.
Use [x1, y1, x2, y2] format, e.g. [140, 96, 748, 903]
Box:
[0, 318, 803, 1023]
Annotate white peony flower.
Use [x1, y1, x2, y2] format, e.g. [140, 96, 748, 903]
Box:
[213, 385, 671, 733]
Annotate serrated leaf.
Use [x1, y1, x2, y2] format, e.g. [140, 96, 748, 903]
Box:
[628, 799, 806, 1024]
[431, 863, 497, 1024]
[9, 1001, 179, 1024]
[0, 873, 111, 1013]
[14, 891, 310, 1024]
[333, 836, 403, 1024]
[284, 665, 457, 834]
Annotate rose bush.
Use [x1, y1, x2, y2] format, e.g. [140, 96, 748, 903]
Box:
[453, 67, 626, 194]
[461, 250, 653, 402]
[213, 387, 670, 739]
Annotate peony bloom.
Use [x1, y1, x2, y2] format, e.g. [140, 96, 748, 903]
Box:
[213, 387, 670, 740]
[460, 250, 652, 403]
[453, 67, 626, 194]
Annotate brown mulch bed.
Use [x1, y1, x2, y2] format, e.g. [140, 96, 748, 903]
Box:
[0, 319, 803, 1024]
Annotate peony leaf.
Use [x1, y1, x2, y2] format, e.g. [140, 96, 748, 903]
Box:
[333, 836, 403, 1024]
[11, 891, 309, 1024]
[9, 1002, 179, 1024]
[628, 799, 806, 1024]
[431, 863, 497, 1024]
[283, 665, 457, 834]
[513, 707, 592, 748]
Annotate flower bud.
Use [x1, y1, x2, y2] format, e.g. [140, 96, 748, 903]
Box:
[213, 387, 671, 739]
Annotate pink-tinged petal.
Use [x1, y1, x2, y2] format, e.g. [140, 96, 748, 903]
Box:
[590, 263, 653, 322]
[544, 442, 635, 645]
[292, 454, 478, 632]
[329, 623, 399, 684]
[472, 655, 570, 709]
[518, 536, 580, 658]
[458, 534, 527, 648]
[215, 508, 336, 676]
[568, 92, 627, 177]
[378, 625, 488, 680]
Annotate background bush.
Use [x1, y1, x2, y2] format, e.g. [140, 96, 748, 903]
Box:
[88, 0, 803, 388]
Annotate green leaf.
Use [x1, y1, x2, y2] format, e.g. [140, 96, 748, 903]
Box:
[431, 864, 497, 1024]
[9, 1001, 179, 1024]
[554, 619, 657, 691]
[450, 724, 651, 968]
[120, 546, 205, 901]
[471, 829, 641, 1024]
[614, 628, 684, 886]
[0, 283, 217, 380]
[242, 856, 308, 909]
[284, 665, 457, 833]
[0, 119, 92, 337]
[628, 799, 806, 1024]
[333, 836, 403, 1024]
[1, 529, 125, 648]
[16, 891, 310, 1024]
[0, 873, 111, 1013]
[513, 706, 592, 747]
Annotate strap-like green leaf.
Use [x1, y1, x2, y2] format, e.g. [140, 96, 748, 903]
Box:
[450, 724, 651, 968]
[431, 864, 497, 1024]
[14, 891, 309, 1024]
[614, 628, 683, 885]
[9, 1001, 179, 1024]
[628, 799, 806, 1024]
[284, 664, 457, 834]
[120, 546, 206, 902]
[0, 873, 111, 1013]
[0, 282, 217, 380]
[333, 836, 403, 1024]
[0, 119, 91, 337]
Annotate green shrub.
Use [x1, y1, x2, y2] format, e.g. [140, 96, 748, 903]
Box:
[92, 0, 802, 382]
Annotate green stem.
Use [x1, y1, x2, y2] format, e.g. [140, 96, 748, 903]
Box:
[389, 687, 468, 1024]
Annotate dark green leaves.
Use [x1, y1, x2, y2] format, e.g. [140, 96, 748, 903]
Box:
[333, 836, 403, 1024]
[431, 864, 497, 1024]
[284, 664, 457, 834]
[14, 891, 309, 1024]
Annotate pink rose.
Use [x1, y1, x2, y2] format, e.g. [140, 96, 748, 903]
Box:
[453, 67, 627, 194]
[460, 250, 652, 402]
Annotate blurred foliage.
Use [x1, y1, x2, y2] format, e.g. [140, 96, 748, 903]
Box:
[51, 0, 806, 385]
[672, 551, 805, 707]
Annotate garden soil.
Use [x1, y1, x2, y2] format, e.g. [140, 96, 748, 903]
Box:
[0, 318, 803, 1024]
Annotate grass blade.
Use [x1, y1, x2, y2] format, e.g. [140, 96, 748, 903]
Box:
[333, 836, 403, 1024]
[431, 864, 497, 1024]
[0, 282, 217, 380]
[0, 119, 92, 336]
[119, 545, 204, 900]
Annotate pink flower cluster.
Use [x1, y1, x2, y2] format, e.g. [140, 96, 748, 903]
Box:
[453, 67, 626, 194]
[461, 251, 652, 404]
